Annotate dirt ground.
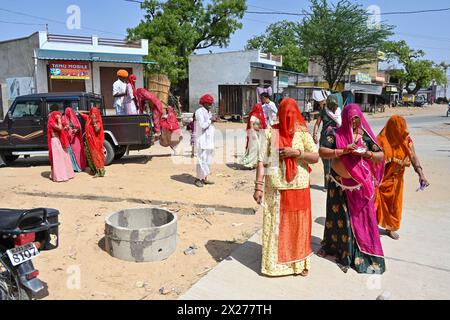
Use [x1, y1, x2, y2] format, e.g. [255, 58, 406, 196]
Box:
[0, 104, 447, 300]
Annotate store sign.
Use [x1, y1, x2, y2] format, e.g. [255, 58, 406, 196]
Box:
[278, 74, 289, 87]
[49, 60, 91, 80]
[356, 72, 372, 83]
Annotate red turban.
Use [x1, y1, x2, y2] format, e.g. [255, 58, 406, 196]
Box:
[199, 94, 214, 106]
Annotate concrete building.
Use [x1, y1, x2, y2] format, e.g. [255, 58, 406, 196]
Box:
[0, 31, 152, 119]
[188, 50, 282, 115]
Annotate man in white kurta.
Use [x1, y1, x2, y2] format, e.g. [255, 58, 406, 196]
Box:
[194, 94, 216, 188]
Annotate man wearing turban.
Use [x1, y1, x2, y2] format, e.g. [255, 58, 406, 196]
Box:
[194, 94, 216, 188]
[113, 69, 129, 115]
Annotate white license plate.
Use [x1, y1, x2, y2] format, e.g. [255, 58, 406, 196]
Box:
[7, 243, 40, 267]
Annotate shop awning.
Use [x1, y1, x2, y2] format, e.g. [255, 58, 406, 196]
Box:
[37, 56, 156, 65]
[345, 83, 383, 95]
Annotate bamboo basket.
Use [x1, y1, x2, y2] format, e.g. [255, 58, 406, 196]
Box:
[148, 74, 171, 110]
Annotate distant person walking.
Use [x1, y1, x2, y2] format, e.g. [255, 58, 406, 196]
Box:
[113, 70, 128, 115]
[261, 93, 278, 127]
[304, 100, 313, 123]
[240, 103, 267, 169]
[313, 94, 342, 189]
[194, 94, 216, 188]
[375, 115, 429, 240]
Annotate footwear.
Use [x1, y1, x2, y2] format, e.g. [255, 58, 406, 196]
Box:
[386, 230, 400, 240]
[203, 180, 215, 185]
[194, 179, 204, 188]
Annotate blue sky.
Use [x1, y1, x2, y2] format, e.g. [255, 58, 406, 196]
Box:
[1, 0, 450, 64]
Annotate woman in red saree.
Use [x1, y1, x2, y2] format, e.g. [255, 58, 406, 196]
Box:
[47, 111, 74, 182]
[159, 106, 183, 152]
[63, 107, 86, 171]
[81, 107, 105, 177]
[253, 98, 319, 277]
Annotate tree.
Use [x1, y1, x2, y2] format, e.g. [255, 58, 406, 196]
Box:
[298, 0, 393, 90]
[246, 20, 308, 73]
[127, 0, 246, 89]
[383, 40, 447, 95]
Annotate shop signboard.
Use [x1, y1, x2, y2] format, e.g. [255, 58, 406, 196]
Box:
[49, 60, 91, 80]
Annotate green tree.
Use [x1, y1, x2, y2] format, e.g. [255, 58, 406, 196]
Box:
[127, 0, 247, 88]
[298, 0, 393, 90]
[383, 41, 447, 95]
[246, 20, 308, 73]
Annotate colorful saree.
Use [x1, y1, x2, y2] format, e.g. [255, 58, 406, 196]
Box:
[258, 98, 317, 276]
[81, 107, 105, 177]
[375, 115, 413, 232]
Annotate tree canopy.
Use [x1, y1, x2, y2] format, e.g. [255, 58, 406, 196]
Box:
[246, 20, 308, 73]
[127, 0, 247, 85]
[383, 40, 447, 95]
[298, 0, 393, 90]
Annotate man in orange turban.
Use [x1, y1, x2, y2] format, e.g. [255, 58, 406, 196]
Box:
[113, 70, 129, 115]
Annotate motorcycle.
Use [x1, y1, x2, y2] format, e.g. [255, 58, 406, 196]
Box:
[0, 208, 60, 300]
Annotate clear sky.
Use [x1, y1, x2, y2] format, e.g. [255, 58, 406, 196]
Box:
[1, 0, 450, 65]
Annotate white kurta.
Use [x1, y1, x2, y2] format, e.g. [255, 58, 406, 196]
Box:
[194, 106, 215, 180]
[113, 79, 127, 115]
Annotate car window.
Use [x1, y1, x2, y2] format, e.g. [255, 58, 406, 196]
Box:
[11, 101, 41, 118]
[88, 99, 105, 116]
[47, 100, 80, 114]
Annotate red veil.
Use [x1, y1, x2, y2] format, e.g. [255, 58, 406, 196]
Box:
[273, 98, 308, 183]
[47, 111, 69, 166]
[82, 107, 105, 169]
[136, 88, 163, 133]
[63, 107, 82, 143]
[246, 103, 267, 148]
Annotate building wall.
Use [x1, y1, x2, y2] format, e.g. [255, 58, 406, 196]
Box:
[0, 33, 39, 117]
[188, 50, 260, 112]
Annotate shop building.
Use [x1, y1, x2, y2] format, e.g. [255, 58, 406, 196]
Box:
[188, 50, 282, 117]
[0, 31, 152, 118]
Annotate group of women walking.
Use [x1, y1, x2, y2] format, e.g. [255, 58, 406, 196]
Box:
[47, 106, 106, 182]
[251, 97, 428, 277]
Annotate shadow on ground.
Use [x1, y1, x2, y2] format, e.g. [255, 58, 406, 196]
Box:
[226, 163, 253, 171]
[171, 174, 196, 186]
[205, 240, 242, 263]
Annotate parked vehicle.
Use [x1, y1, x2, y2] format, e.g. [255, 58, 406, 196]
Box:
[0, 208, 60, 300]
[436, 97, 449, 105]
[414, 96, 426, 107]
[0, 92, 154, 167]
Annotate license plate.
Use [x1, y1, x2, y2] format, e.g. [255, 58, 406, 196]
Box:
[7, 243, 40, 267]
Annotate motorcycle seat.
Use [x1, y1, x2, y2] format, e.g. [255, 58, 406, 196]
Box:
[0, 208, 58, 232]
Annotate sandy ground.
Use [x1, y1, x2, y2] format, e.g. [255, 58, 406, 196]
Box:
[0, 104, 447, 300]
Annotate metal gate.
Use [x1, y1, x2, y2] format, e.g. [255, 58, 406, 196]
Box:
[218, 85, 258, 118]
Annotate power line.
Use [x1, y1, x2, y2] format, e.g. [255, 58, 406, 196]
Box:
[246, 7, 450, 16]
[0, 19, 46, 26]
[0, 7, 126, 37]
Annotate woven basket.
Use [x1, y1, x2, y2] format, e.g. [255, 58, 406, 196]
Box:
[148, 74, 171, 109]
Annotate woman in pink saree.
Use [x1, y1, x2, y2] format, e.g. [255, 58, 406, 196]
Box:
[318, 104, 386, 274]
[63, 107, 86, 171]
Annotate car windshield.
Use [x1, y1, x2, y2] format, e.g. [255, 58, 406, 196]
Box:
[47, 100, 80, 114]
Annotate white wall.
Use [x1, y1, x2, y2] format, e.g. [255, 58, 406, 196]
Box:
[188, 50, 260, 112]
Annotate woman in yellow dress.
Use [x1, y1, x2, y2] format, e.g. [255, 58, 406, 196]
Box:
[253, 98, 319, 277]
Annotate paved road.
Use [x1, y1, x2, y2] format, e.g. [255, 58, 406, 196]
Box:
[181, 114, 450, 300]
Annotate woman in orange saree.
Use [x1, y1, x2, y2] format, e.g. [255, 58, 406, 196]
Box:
[253, 98, 319, 277]
[375, 115, 429, 240]
[81, 107, 105, 177]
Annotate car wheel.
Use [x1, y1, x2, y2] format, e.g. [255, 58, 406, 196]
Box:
[103, 140, 115, 166]
[0, 153, 19, 166]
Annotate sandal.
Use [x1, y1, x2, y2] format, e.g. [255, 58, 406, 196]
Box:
[203, 180, 215, 185]
[386, 230, 400, 240]
[194, 179, 204, 188]
[317, 248, 327, 258]
[300, 269, 309, 277]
